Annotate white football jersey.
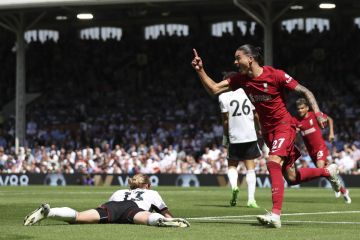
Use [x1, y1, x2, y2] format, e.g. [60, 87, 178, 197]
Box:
[219, 88, 257, 143]
[109, 188, 167, 212]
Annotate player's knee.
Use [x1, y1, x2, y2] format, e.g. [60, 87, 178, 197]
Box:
[147, 212, 164, 226]
[283, 173, 298, 185]
[316, 161, 326, 168]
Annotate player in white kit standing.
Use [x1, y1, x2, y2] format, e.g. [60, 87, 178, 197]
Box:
[219, 75, 261, 208]
[24, 174, 189, 228]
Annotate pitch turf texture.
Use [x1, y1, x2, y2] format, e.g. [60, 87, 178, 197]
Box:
[1, 186, 359, 240]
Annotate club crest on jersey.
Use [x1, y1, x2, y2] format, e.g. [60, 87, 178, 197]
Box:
[309, 119, 313, 126]
[285, 73, 293, 83]
[263, 83, 268, 92]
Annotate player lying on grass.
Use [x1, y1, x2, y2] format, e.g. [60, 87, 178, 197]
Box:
[24, 173, 190, 228]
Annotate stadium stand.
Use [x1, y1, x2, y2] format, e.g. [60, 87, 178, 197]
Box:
[0, 3, 359, 175]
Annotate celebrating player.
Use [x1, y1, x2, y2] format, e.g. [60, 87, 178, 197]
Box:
[191, 44, 343, 228]
[295, 98, 351, 203]
[24, 173, 190, 228]
[219, 72, 261, 208]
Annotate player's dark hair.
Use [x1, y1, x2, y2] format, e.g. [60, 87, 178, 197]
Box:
[128, 173, 151, 189]
[237, 44, 263, 66]
[296, 98, 309, 107]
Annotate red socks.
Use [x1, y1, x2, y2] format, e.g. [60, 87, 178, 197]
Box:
[266, 161, 335, 215]
[339, 186, 347, 194]
[266, 161, 284, 215]
[294, 168, 330, 184]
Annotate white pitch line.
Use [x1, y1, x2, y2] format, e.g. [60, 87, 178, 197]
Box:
[187, 210, 360, 220]
[188, 218, 360, 225]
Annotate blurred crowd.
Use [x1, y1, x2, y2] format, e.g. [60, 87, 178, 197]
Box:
[0, 20, 360, 175]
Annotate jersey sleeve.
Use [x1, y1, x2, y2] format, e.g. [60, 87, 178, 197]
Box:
[108, 189, 126, 201]
[276, 70, 298, 90]
[227, 73, 244, 90]
[150, 190, 168, 212]
[218, 94, 228, 113]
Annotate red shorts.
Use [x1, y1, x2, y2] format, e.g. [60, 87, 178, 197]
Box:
[309, 146, 330, 164]
[263, 125, 300, 170]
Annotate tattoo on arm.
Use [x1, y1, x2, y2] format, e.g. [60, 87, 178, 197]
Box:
[294, 85, 320, 112]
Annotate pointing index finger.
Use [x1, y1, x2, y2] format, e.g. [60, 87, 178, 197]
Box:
[193, 48, 199, 57]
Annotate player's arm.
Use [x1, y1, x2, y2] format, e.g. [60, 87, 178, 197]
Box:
[153, 191, 173, 218]
[294, 84, 326, 128]
[160, 208, 173, 218]
[327, 115, 335, 142]
[191, 49, 231, 96]
[253, 111, 261, 135]
[221, 112, 230, 148]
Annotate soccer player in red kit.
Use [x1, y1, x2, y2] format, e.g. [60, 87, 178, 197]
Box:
[295, 98, 351, 203]
[191, 44, 344, 228]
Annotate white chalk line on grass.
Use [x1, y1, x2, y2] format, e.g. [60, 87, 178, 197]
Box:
[188, 218, 360, 225]
[0, 191, 113, 195]
[188, 210, 360, 220]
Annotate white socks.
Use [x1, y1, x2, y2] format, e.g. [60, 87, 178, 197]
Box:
[147, 213, 164, 226]
[246, 169, 256, 202]
[47, 207, 77, 223]
[227, 167, 238, 189]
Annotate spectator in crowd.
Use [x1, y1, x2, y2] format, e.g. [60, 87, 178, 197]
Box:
[0, 21, 359, 175]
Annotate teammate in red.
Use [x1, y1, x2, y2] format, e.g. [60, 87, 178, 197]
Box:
[191, 44, 344, 228]
[295, 98, 351, 203]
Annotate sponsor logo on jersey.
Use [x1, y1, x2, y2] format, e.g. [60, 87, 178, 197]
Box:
[249, 93, 272, 102]
[300, 127, 316, 136]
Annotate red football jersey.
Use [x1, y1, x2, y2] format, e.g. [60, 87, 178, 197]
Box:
[295, 111, 328, 155]
[228, 66, 298, 133]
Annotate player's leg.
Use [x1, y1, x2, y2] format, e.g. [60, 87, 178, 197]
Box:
[24, 203, 51, 226]
[244, 159, 259, 208]
[315, 160, 326, 168]
[284, 154, 331, 185]
[74, 209, 100, 223]
[227, 159, 239, 206]
[135, 211, 190, 228]
[256, 154, 283, 228]
[257, 128, 295, 228]
[317, 154, 351, 203]
[24, 204, 79, 226]
[316, 155, 341, 197]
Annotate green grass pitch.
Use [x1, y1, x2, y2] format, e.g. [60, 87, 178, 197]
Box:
[0, 186, 359, 240]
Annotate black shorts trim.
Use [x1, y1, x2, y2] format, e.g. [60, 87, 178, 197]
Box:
[227, 141, 261, 161]
[95, 201, 144, 224]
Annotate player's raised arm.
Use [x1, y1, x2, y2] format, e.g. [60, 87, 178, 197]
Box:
[294, 84, 326, 129]
[191, 48, 230, 96]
